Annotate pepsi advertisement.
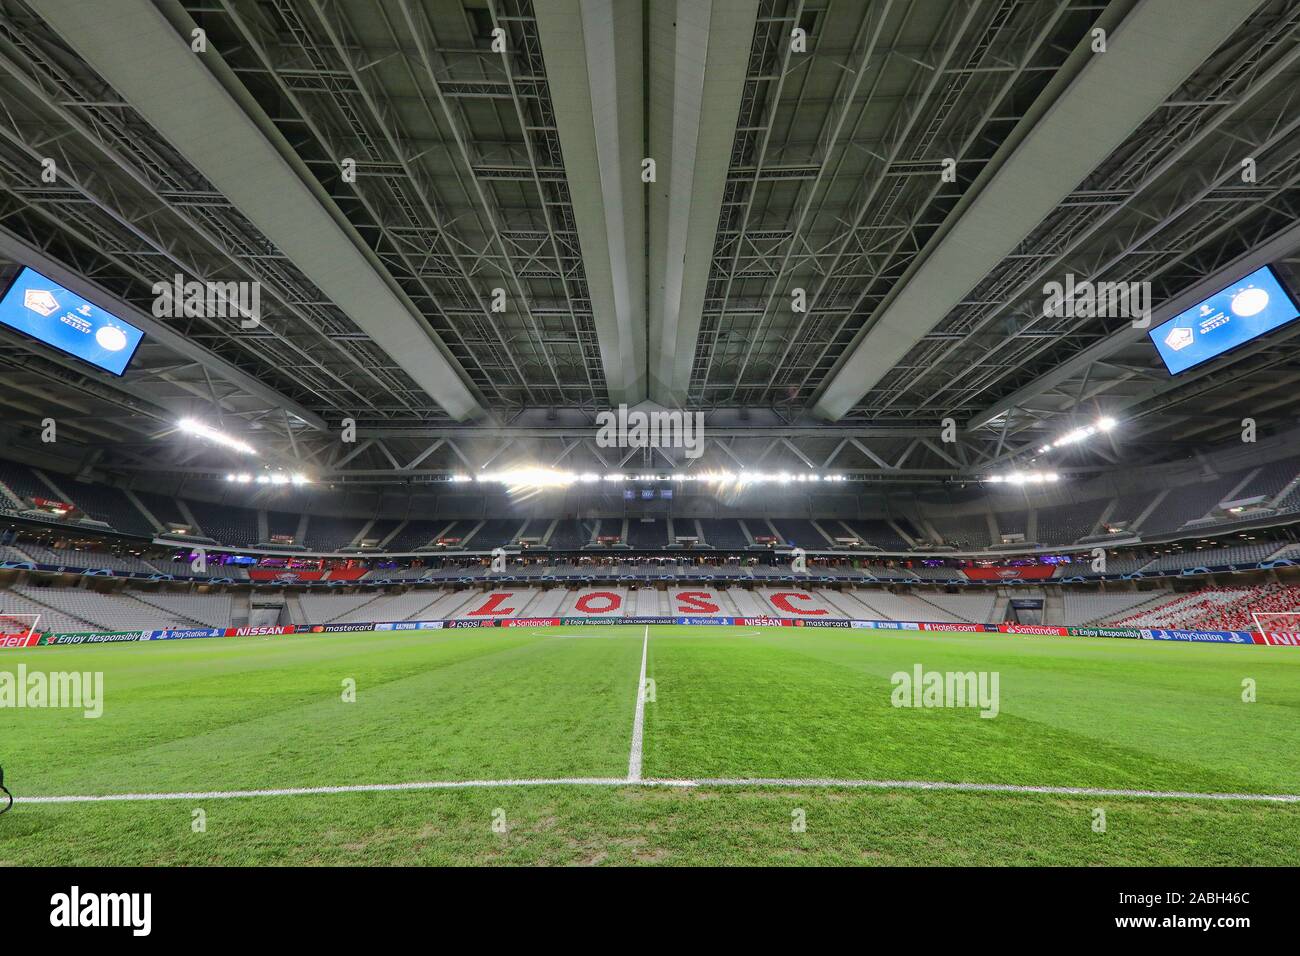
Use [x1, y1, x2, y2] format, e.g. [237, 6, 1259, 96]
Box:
[1148, 265, 1299, 375]
[0, 265, 145, 376]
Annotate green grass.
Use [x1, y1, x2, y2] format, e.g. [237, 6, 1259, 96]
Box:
[2, 624, 1298, 865]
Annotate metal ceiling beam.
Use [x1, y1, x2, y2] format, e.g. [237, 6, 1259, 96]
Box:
[0, 227, 329, 432]
[0, 31, 412, 421]
[646, 0, 757, 406]
[355, 425, 953, 440]
[29, 0, 482, 421]
[896, 34, 1300, 419]
[968, 219, 1300, 431]
[812, 0, 1269, 421]
[534, 0, 646, 405]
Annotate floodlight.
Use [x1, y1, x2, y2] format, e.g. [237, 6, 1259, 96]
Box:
[177, 418, 256, 455]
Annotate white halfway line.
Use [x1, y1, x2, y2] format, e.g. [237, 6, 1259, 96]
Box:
[627, 625, 649, 781]
[13, 778, 1298, 805]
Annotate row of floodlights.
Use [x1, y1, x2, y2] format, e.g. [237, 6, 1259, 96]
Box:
[177, 419, 311, 485]
[1037, 416, 1117, 455]
[450, 470, 852, 487]
[183, 414, 1120, 490]
[177, 417, 256, 455]
[979, 416, 1120, 484]
[984, 472, 1060, 485]
[224, 472, 311, 486]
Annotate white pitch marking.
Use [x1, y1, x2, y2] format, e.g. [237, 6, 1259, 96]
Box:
[15, 778, 634, 803]
[687, 779, 1300, 802]
[14, 777, 1298, 805]
[627, 624, 650, 781]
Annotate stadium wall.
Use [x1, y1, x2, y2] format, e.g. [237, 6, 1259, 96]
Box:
[5, 617, 1293, 649]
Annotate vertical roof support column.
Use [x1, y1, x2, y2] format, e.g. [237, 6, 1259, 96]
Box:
[535, 0, 647, 405]
[648, 0, 758, 407]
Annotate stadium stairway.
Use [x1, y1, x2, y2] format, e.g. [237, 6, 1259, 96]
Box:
[437, 589, 496, 619]
[1264, 542, 1297, 561]
[838, 589, 894, 619]
[822, 589, 905, 620]
[327, 591, 393, 624]
[344, 590, 447, 622]
[418, 591, 482, 618]
[558, 587, 628, 617]
[331, 591, 425, 623]
[664, 588, 736, 617]
[1271, 474, 1300, 510]
[297, 593, 377, 624]
[125, 591, 211, 628]
[523, 588, 567, 618]
[398, 590, 452, 620]
[1042, 589, 1065, 625]
[727, 590, 767, 618]
[341, 591, 397, 622]
[1111, 588, 1249, 628]
[714, 589, 743, 617]
[3, 543, 38, 564]
[513, 588, 556, 617]
[908, 591, 976, 624]
[816, 589, 876, 619]
[1081, 589, 1173, 626]
[631, 588, 660, 616]
[231, 591, 252, 627]
[0, 477, 24, 510]
[285, 593, 307, 626]
[897, 591, 953, 622]
[11, 587, 176, 631]
[16, 587, 114, 630]
[809, 520, 841, 547]
[1, 587, 95, 632]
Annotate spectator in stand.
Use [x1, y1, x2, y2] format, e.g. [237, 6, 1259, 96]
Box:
[1115, 583, 1300, 631]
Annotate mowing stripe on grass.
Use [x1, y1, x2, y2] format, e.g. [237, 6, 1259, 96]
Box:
[627, 625, 649, 781]
[14, 777, 1300, 805]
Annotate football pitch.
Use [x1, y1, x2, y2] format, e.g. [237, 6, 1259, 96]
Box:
[2, 625, 1298, 866]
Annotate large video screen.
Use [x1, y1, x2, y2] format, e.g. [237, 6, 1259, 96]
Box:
[1148, 265, 1299, 375]
[0, 266, 144, 376]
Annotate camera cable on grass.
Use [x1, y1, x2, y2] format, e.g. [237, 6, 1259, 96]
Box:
[0, 765, 13, 815]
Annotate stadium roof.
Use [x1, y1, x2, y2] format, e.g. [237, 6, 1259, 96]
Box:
[0, 0, 1297, 488]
